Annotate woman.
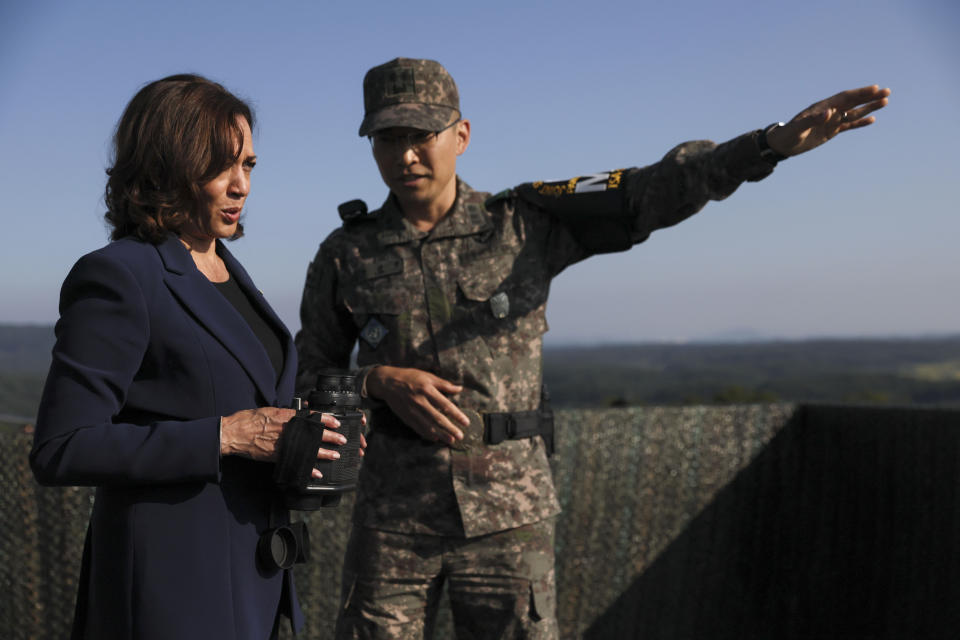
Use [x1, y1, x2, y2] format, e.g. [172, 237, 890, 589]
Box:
[30, 74, 341, 639]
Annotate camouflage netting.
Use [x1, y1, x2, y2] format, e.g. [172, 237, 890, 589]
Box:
[5, 404, 960, 639]
[3, 426, 93, 640]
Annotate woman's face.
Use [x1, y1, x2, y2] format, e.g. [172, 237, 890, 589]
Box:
[194, 116, 256, 241]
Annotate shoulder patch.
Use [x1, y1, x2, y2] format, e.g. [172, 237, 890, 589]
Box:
[528, 170, 625, 198]
[514, 170, 634, 255]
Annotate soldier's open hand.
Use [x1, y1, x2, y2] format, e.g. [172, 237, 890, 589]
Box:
[766, 85, 890, 158]
[366, 365, 469, 445]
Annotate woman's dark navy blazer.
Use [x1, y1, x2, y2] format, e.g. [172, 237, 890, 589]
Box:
[31, 235, 304, 639]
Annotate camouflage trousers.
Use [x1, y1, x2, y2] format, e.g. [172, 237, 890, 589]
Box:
[334, 518, 558, 640]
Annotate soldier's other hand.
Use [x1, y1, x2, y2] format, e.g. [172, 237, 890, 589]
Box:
[766, 85, 890, 158]
[366, 365, 468, 445]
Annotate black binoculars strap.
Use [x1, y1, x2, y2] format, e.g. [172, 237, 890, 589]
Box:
[273, 410, 328, 490]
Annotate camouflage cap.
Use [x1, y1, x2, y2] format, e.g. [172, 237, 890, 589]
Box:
[358, 58, 460, 136]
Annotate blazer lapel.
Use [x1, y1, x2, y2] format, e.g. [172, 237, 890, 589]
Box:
[217, 242, 297, 401]
[156, 236, 280, 405]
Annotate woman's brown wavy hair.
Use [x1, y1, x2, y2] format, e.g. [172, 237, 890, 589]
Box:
[104, 74, 255, 243]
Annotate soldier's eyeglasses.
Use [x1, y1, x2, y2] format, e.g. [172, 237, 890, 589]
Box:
[368, 119, 461, 154]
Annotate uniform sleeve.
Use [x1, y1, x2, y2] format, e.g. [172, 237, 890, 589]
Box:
[30, 251, 221, 487]
[514, 131, 775, 274]
[294, 242, 359, 394]
[624, 131, 774, 240]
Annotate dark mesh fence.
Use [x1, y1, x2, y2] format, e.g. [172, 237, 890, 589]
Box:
[5, 404, 960, 639]
[2, 426, 93, 640]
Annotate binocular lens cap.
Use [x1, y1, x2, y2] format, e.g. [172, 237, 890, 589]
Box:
[258, 526, 298, 570]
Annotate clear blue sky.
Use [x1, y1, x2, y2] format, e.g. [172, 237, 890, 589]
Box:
[1, 0, 957, 343]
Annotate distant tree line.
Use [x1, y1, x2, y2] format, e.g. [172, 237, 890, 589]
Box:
[542, 337, 960, 408]
[3, 325, 960, 420]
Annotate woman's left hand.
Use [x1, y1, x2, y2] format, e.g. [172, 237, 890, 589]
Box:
[310, 412, 367, 480]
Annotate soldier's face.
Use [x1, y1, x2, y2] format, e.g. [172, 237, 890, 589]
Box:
[372, 119, 470, 212]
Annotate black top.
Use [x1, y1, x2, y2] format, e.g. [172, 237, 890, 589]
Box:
[213, 276, 284, 379]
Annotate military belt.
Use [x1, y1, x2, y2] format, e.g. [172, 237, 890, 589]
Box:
[483, 409, 554, 455]
[370, 394, 554, 456]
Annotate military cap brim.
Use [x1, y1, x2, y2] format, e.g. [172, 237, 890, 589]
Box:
[358, 103, 459, 137]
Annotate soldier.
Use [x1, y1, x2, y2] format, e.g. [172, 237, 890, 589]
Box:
[295, 57, 889, 639]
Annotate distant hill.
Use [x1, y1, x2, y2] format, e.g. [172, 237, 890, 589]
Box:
[543, 336, 960, 408]
[2, 324, 960, 417]
[0, 325, 54, 423]
[0, 324, 54, 374]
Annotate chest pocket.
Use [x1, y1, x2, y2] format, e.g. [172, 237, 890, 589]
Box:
[456, 250, 548, 337]
[457, 251, 512, 305]
[340, 254, 409, 318]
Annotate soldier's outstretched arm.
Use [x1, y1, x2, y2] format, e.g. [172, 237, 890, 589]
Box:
[365, 366, 469, 445]
[766, 85, 890, 158]
[518, 86, 890, 270]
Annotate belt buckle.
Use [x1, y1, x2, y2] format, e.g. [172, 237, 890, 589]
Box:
[450, 409, 485, 452]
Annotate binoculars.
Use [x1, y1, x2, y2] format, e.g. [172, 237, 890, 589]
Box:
[276, 371, 365, 510]
[258, 371, 365, 571]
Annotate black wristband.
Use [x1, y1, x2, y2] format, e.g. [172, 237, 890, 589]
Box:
[273, 410, 328, 490]
[757, 122, 788, 165]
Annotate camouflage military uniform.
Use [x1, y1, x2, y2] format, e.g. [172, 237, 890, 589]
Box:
[296, 127, 776, 637]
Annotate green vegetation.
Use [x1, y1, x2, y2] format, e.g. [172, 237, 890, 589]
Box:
[0, 324, 54, 373]
[0, 372, 45, 423]
[905, 360, 960, 382]
[0, 325, 52, 424]
[543, 336, 960, 408]
[2, 325, 960, 416]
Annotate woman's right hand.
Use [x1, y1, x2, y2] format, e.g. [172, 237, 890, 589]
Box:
[219, 407, 344, 478]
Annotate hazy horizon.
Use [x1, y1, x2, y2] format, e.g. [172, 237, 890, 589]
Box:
[2, 320, 957, 349]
